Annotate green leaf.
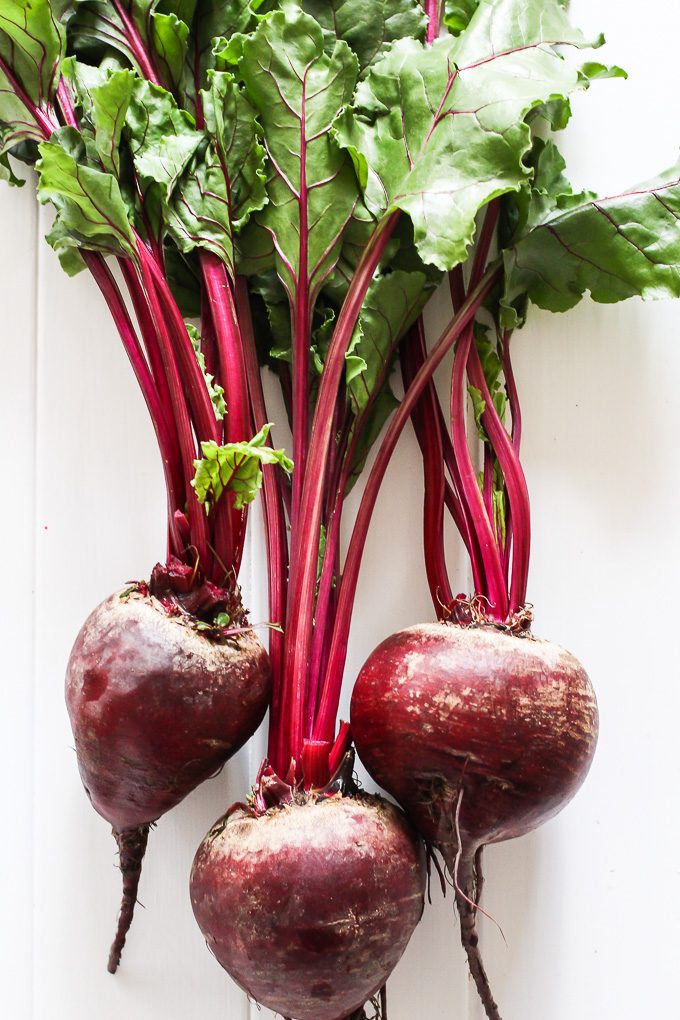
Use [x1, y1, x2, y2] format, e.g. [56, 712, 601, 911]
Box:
[299, 0, 427, 75]
[335, 0, 601, 271]
[0, 70, 46, 156]
[502, 161, 680, 323]
[126, 78, 203, 234]
[443, 0, 480, 34]
[0, 148, 23, 184]
[68, 64, 138, 178]
[192, 423, 293, 510]
[36, 132, 136, 259]
[240, 6, 360, 307]
[202, 71, 267, 229]
[468, 384, 486, 436]
[166, 146, 235, 265]
[345, 387, 398, 491]
[167, 72, 267, 272]
[164, 246, 202, 315]
[346, 269, 427, 418]
[151, 11, 190, 95]
[127, 79, 202, 193]
[67, 2, 144, 76]
[500, 137, 581, 247]
[579, 61, 627, 83]
[0, 0, 66, 106]
[44, 216, 87, 274]
[186, 323, 226, 419]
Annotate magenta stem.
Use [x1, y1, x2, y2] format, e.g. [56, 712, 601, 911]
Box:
[449, 323, 508, 618]
[279, 211, 400, 775]
[312, 264, 502, 743]
[135, 241, 211, 570]
[199, 252, 252, 576]
[234, 277, 289, 766]
[400, 321, 453, 613]
[139, 246, 221, 446]
[56, 78, 78, 128]
[110, 0, 162, 86]
[465, 340, 531, 613]
[0, 54, 58, 138]
[199, 253, 250, 443]
[425, 1, 444, 44]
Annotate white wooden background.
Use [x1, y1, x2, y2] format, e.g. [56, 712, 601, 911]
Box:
[2, 2, 680, 1017]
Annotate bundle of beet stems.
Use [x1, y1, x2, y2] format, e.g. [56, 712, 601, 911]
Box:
[4, 0, 680, 1018]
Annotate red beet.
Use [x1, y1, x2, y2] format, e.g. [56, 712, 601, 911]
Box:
[190, 791, 426, 1020]
[350, 622, 598, 1019]
[65, 586, 272, 972]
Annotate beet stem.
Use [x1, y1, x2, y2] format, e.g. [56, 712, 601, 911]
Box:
[107, 824, 151, 974]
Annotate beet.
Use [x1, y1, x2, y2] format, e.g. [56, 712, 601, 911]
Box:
[65, 586, 272, 972]
[190, 791, 426, 1020]
[350, 622, 598, 1019]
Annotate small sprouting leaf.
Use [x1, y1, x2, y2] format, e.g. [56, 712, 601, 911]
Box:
[192, 423, 293, 510]
[468, 384, 486, 437]
[492, 487, 506, 547]
[579, 61, 627, 83]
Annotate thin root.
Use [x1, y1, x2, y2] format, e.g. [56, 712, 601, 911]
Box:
[107, 824, 150, 974]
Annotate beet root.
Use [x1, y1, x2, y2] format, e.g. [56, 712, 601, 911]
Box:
[190, 792, 426, 1020]
[65, 587, 272, 970]
[350, 622, 599, 1019]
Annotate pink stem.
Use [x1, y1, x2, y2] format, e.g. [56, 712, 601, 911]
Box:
[279, 212, 400, 774]
[234, 278, 289, 767]
[400, 321, 453, 613]
[312, 265, 502, 743]
[425, 1, 444, 44]
[110, 0, 162, 86]
[449, 324, 508, 618]
[135, 242, 211, 570]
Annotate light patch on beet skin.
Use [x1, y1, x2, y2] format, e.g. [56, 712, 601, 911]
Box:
[351, 622, 599, 849]
[65, 589, 272, 833]
[191, 794, 426, 1020]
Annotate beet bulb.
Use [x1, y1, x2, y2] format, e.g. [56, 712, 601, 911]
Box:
[350, 622, 598, 1020]
[190, 787, 426, 1020]
[65, 583, 272, 972]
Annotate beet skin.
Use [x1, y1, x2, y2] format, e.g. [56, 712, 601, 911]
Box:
[65, 587, 271, 971]
[66, 588, 272, 833]
[350, 622, 598, 855]
[190, 793, 426, 1020]
[350, 622, 598, 1020]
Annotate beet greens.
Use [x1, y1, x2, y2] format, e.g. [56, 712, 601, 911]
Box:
[5, 0, 680, 1016]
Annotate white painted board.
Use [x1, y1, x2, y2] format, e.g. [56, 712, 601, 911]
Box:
[1, 2, 679, 1018]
